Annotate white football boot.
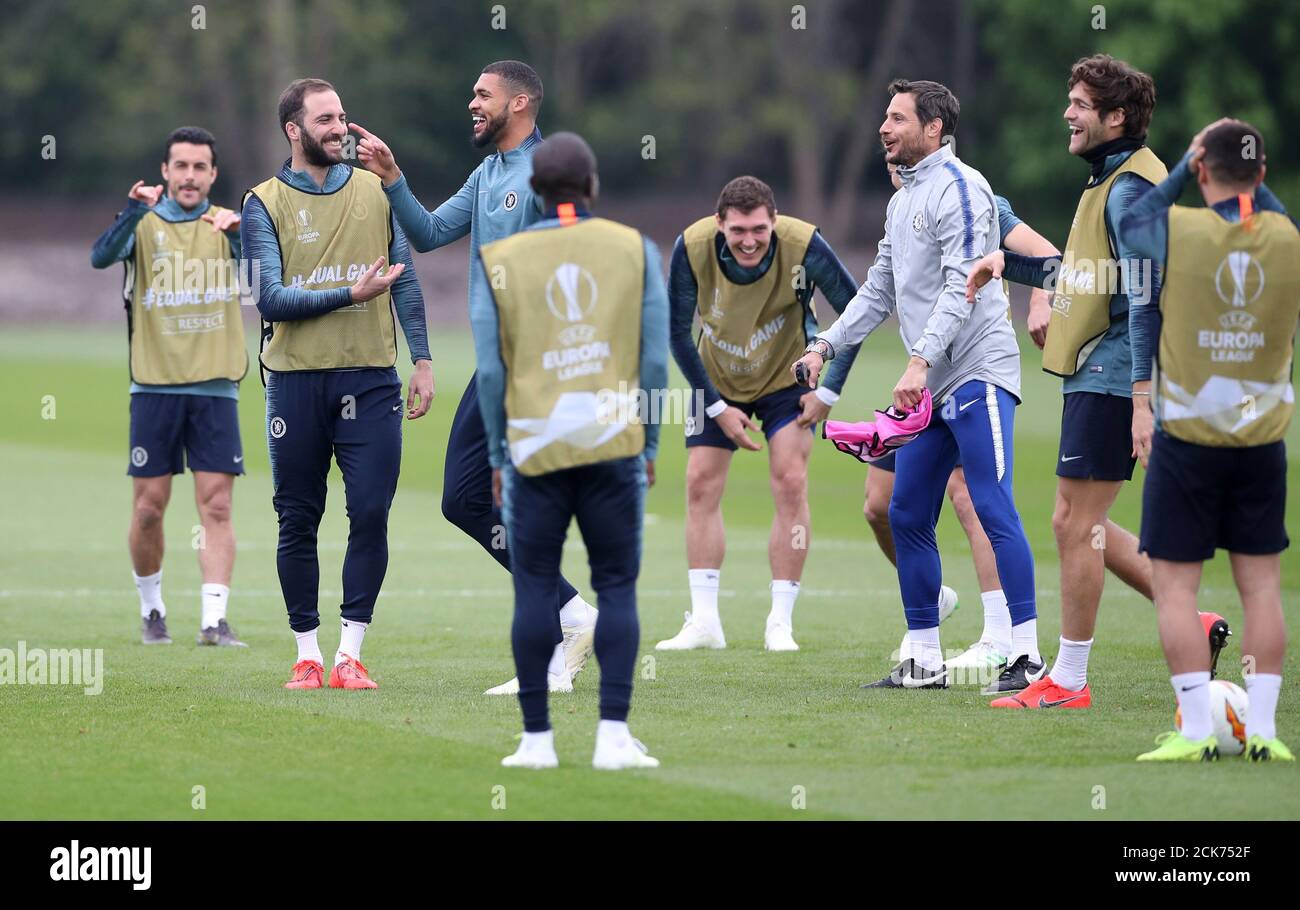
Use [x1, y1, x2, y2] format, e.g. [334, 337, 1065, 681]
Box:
[655, 611, 726, 650]
[561, 611, 597, 679]
[592, 729, 660, 770]
[894, 584, 960, 659]
[943, 639, 1009, 687]
[484, 642, 574, 695]
[501, 731, 559, 769]
[764, 617, 799, 651]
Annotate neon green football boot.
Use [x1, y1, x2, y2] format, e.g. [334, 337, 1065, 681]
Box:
[1136, 731, 1219, 762]
[1246, 735, 1295, 762]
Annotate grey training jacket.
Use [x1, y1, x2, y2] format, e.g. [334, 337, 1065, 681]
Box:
[818, 144, 1022, 404]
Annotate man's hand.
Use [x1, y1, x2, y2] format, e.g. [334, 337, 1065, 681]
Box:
[350, 256, 405, 303]
[893, 355, 929, 411]
[200, 208, 241, 234]
[349, 123, 401, 186]
[1131, 384, 1154, 468]
[716, 406, 763, 451]
[796, 391, 831, 428]
[791, 352, 824, 389]
[129, 180, 164, 207]
[965, 249, 1005, 302]
[492, 469, 503, 508]
[406, 359, 434, 419]
[1027, 288, 1052, 349]
[646, 459, 656, 488]
[1186, 117, 1234, 181]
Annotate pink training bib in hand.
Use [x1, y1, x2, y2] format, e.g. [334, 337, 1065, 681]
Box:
[822, 389, 932, 464]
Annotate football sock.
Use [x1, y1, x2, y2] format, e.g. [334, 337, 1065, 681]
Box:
[134, 570, 164, 618]
[521, 729, 554, 751]
[687, 569, 721, 626]
[294, 628, 323, 665]
[1011, 618, 1041, 663]
[980, 589, 1012, 654]
[336, 619, 368, 666]
[558, 593, 595, 629]
[908, 626, 943, 671]
[1172, 671, 1213, 741]
[596, 719, 631, 748]
[768, 580, 800, 627]
[1051, 636, 1092, 691]
[200, 583, 229, 629]
[1245, 673, 1281, 741]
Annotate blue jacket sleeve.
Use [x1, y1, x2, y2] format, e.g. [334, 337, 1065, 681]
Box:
[90, 200, 150, 269]
[1001, 251, 1059, 289]
[387, 215, 430, 362]
[804, 231, 862, 395]
[666, 235, 725, 409]
[242, 193, 355, 321]
[995, 195, 1022, 244]
[640, 238, 670, 462]
[382, 172, 475, 253]
[471, 258, 509, 470]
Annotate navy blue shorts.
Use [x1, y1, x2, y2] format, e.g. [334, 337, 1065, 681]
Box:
[685, 384, 813, 450]
[128, 393, 244, 477]
[1057, 391, 1136, 481]
[1140, 432, 1289, 561]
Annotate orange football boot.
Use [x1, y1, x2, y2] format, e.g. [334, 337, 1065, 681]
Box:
[328, 654, 378, 689]
[284, 659, 324, 689]
[990, 675, 1091, 709]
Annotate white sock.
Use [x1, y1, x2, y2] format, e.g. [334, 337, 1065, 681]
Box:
[1245, 673, 1282, 741]
[980, 589, 1012, 654]
[908, 626, 943, 671]
[1172, 671, 1213, 741]
[521, 729, 554, 752]
[768, 580, 800, 627]
[688, 569, 721, 626]
[336, 619, 368, 665]
[558, 594, 595, 628]
[134, 570, 164, 618]
[596, 719, 631, 748]
[294, 628, 323, 664]
[546, 641, 567, 679]
[1051, 637, 1093, 691]
[200, 583, 229, 629]
[1011, 618, 1041, 663]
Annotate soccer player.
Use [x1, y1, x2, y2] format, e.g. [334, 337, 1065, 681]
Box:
[866, 164, 1061, 676]
[792, 79, 1040, 692]
[241, 78, 433, 690]
[967, 55, 1163, 709]
[1121, 119, 1297, 761]
[475, 133, 669, 769]
[348, 61, 598, 695]
[91, 126, 248, 647]
[653, 175, 861, 652]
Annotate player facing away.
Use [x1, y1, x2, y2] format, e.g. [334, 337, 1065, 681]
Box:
[241, 78, 434, 690]
[656, 176, 863, 652]
[90, 126, 248, 648]
[866, 164, 1062, 677]
[348, 61, 599, 695]
[474, 133, 669, 769]
[793, 79, 1040, 692]
[1120, 120, 1298, 761]
[967, 55, 1163, 709]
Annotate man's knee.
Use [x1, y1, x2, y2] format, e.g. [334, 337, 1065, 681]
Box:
[132, 491, 168, 529]
[197, 489, 232, 526]
[686, 456, 726, 512]
[770, 466, 807, 511]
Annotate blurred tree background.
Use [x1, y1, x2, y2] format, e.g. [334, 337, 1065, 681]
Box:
[2, 0, 1295, 317]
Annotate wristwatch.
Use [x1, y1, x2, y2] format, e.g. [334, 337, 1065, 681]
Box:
[805, 338, 835, 361]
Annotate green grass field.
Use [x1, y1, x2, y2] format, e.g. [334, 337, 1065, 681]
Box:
[1, 325, 1296, 820]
